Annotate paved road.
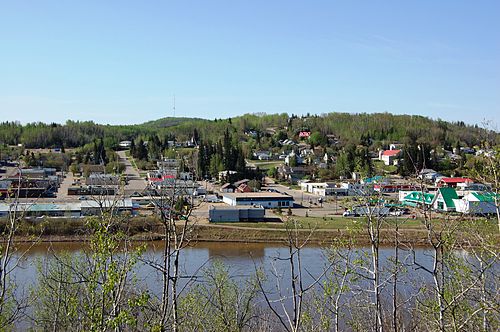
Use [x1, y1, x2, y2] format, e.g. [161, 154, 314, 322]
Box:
[117, 150, 147, 195]
[262, 177, 345, 217]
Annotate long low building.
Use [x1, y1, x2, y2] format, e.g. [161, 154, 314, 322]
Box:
[208, 205, 265, 222]
[0, 199, 136, 218]
[222, 192, 294, 208]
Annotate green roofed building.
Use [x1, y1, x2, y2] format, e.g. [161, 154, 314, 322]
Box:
[433, 187, 459, 212]
[453, 191, 499, 215]
[402, 191, 435, 207]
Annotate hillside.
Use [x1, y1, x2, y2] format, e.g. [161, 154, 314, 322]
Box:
[0, 112, 498, 149]
[140, 117, 207, 128]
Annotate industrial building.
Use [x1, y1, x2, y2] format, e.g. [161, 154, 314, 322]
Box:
[222, 192, 293, 208]
[208, 205, 265, 222]
[0, 199, 136, 218]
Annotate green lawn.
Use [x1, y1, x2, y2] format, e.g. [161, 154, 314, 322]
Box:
[214, 216, 426, 230]
[373, 160, 398, 174]
[213, 216, 498, 233]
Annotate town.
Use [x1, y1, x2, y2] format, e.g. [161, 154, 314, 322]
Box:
[1, 113, 498, 227]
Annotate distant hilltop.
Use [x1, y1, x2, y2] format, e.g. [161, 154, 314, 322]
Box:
[0, 112, 498, 149]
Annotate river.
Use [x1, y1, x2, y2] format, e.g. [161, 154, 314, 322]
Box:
[8, 241, 495, 330]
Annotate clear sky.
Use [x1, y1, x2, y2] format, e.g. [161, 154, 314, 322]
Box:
[1, 1, 499, 126]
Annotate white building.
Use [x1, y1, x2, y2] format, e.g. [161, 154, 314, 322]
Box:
[222, 192, 294, 208]
[453, 192, 498, 215]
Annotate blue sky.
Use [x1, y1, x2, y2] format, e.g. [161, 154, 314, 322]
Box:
[0, 1, 499, 126]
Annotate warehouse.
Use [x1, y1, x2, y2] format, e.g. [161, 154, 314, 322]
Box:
[208, 205, 265, 222]
[222, 192, 294, 208]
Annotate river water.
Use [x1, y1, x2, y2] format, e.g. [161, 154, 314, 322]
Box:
[9, 241, 493, 329]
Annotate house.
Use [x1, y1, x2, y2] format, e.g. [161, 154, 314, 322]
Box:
[119, 141, 132, 148]
[453, 192, 498, 215]
[218, 170, 237, 182]
[277, 165, 309, 184]
[432, 188, 459, 212]
[85, 173, 120, 186]
[436, 177, 473, 188]
[253, 151, 272, 160]
[378, 149, 402, 166]
[236, 183, 253, 193]
[222, 192, 294, 208]
[418, 169, 442, 182]
[220, 183, 235, 193]
[157, 159, 179, 170]
[284, 151, 304, 166]
[233, 179, 250, 187]
[389, 143, 403, 150]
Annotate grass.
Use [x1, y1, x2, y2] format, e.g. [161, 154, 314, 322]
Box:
[214, 216, 424, 230]
[373, 160, 398, 174]
[213, 215, 499, 232]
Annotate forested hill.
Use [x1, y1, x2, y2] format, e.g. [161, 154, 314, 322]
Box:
[140, 117, 205, 128]
[0, 112, 497, 149]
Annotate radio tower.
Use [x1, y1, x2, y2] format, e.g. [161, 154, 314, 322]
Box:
[173, 94, 176, 118]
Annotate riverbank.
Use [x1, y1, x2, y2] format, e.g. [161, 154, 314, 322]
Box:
[10, 221, 499, 247]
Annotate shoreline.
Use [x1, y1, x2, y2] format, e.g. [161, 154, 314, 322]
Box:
[10, 224, 496, 247]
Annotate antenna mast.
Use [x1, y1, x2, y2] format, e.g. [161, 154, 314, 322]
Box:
[173, 94, 176, 118]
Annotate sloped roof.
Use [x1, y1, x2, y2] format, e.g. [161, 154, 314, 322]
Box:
[438, 177, 473, 184]
[381, 149, 401, 157]
[403, 191, 435, 205]
[470, 192, 499, 202]
[437, 187, 458, 208]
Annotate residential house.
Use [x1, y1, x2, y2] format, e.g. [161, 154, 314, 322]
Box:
[418, 169, 442, 182]
[220, 183, 236, 193]
[119, 141, 132, 148]
[436, 177, 473, 188]
[277, 165, 309, 184]
[378, 149, 402, 166]
[236, 183, 253, 193]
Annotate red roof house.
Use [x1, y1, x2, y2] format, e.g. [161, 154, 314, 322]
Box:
[436, 177, 473, 188]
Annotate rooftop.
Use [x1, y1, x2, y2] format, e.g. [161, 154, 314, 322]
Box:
[381, 149, 401, 157]
[222, 192, 293, 200]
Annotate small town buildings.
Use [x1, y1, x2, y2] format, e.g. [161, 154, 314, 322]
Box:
[378, 149, 402, 166]
[436, 177, 473, 188]
[400, 191, 435, 207]
[277, 165, 309, 184]
[374, 184, 420, 193]
[80, 199, 135, 216]
[157, 159, 179, 170]
[85, 173, 120, 186]
[208, 205, 265, 222]
[236, 183, 253, 193]
[220, 183, 235, 193]
[0, 199, 136, 218]
[218, 170, 237, 182]
[222, 192, 294, 208]
[433, 187, 459, 212]
[0, 202, 81, 218]
[284, 151, 304, 166]
[418, 169, 442, 182]
[16, 167, 57, 178]
[253, 151, 272, 160]
[453, 192, 498, 215]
